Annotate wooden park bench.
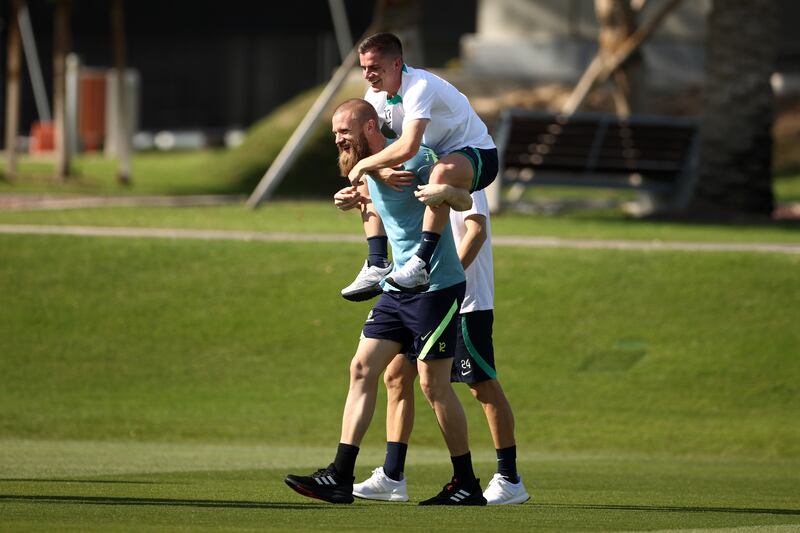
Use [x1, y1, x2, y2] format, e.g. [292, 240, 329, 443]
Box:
[490, 110, 700, 214]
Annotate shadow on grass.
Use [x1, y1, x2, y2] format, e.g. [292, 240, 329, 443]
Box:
[540, 503, 800, 516]
[0, 479, 162, 484]
[0, 494, 349, 510]
[2, 495, 799, 515]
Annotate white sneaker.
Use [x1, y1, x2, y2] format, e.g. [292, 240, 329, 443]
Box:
[483, 473, 530, 505]
[385, 255, 430, 293]
[341, 260, 392, 302]
[352, 466, 409, 502]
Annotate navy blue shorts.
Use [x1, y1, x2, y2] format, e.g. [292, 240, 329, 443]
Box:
[362, 282, 466, 361]
[451, 310, 497, 384]
[449, 146, 499, 192]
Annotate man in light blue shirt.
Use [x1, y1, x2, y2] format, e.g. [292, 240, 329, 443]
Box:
[285, 99, 486, 506]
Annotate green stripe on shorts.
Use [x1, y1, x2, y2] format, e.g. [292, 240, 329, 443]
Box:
[469, 147, 483, 192]
[460, 315, 497, 379]
[419, 299, 460, 361]
[454, 147, 483, 192]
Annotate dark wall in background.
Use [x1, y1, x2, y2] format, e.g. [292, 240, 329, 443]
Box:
[0, 0, 476, 144]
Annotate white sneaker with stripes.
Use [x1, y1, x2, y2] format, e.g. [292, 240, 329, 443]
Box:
[483, 473, 531, 505]
[352, 466, 409, 502]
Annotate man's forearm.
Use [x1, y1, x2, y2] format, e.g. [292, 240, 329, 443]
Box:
[458, 217, 486, 270]
[359, 135, 418, 174]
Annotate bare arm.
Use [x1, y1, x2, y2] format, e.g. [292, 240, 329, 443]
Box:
[333, 183, 383, 239]
[457, 214, 487, 271]
[372, 167, 416, 192]
[356, 181, 382, 234]
[348, 119, 428, 186]
[333, 185, 366, 211]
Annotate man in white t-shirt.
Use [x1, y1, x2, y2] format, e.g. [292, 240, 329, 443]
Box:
[340, 32, 499, 302]
[338, 188, 530, 505]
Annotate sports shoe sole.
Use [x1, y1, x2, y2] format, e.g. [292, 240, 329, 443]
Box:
[418, 497, 487, 506]
[352, 490, 409, 502]
[341, 285, 383, 302]
[486, 493, 531, 505]
[384, 276, 430, 293]
[284, 477, 354, 504]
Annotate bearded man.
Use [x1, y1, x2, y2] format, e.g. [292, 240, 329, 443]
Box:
[284, 99, 485, 506]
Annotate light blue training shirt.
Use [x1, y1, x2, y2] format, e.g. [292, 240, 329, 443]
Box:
[366, 143, 465, 292]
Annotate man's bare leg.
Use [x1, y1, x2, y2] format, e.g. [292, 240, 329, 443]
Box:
[469, 378, 530, 504]
[285, 337, 400, 504]
[384, 354, 417, 444]
[339, 337, 403, 446]
[417, 357, 469, 456]
[468, 379, 515, 450]
[415, 356, 487, 505]
[351, 354, 419, 490]
[422, 153, 476, 231]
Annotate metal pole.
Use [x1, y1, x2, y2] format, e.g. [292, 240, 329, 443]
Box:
[18, 3, 51, 122]
[561, 0, 683, 115]
[328, 0, 353, 61]
[246, 43, 360, 208]
[246, 1, 387, 208]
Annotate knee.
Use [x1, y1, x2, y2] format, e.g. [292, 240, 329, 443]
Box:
[349, 357, 371, 383]
[418, 381, 436, 406]
[428, 163, 455, 185]
[470, 379, 502, 404]
[384, 366, 412, 396]
[418, 376, 446, 406]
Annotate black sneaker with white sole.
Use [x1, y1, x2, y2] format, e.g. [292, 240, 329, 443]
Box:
[285, 464, 355, 504]
[418, 476, 487, 506]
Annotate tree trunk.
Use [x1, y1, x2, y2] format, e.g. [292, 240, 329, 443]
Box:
[594, 0, 648, 114]
[110, 0, 131, 185]
[4, 0, 23, 181]
[53, 0, 72, 181]
[688, 0, 777, 217]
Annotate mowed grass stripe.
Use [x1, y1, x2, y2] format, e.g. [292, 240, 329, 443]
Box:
[1, 234, 798, 459]
[0, 439, 498, 478]
[1, 200, 799, 244]
[11, 439, 794, 480]
[0, 452, 798, 532]
[1, 223, 799, 253]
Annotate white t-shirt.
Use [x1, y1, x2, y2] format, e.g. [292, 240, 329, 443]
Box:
[364, 65, 495, 155]
[449, 189, 494, 313]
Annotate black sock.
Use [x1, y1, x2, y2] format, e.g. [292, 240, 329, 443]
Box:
[496, 445, 519, 483]
[382, 441, 408, 481]
[451, 451, 477, 483]
[415, 231, 440, 268]
[366, 236, 390, 268]
[333, 443, 359, 479]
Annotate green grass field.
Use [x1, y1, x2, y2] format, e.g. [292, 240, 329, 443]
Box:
[1, 200, 800, 246]
[1, 221, 799, 531]
[2, 74, 799, 530]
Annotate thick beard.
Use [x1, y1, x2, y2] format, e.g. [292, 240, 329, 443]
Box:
[338, 133, 370, 176]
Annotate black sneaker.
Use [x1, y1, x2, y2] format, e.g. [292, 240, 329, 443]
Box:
[285, 464, 355, 504]
[418, 476, 487, 506]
